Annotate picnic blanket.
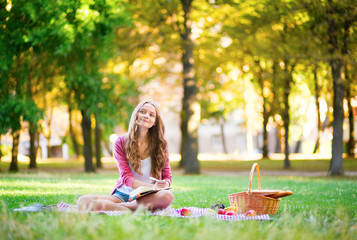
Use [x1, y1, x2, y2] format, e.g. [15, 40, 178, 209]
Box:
[14, 202, 270, 221]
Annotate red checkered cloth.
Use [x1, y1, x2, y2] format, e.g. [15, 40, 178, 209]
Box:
[57, 202, 270, 221]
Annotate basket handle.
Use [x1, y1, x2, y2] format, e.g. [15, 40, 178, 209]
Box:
[248, 163, 261, 193]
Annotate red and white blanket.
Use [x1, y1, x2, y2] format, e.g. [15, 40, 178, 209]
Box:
[57, 202, 270, 221]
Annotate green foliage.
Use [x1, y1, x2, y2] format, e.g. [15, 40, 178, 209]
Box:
[0, 0, 67, 138]
[1, 0, 356, 173]
[56, 0, 134, 118]
[0, 95, 43, 134]
[1, 0, 137, 166]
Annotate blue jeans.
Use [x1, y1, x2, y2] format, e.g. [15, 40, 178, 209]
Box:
[112, 189, 130, 202]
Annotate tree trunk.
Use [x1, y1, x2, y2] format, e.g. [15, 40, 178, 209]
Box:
[180, 0, 200, 174]
[45, 107, 53, 158]
[27, 66, 37, 168]
[347, 93, 355, 157]
[219, 116, 228, 154]
[46, 136, 51, 158]
[313, 64, 321, 153]
[344, 54, 354, 158]
[29, 124, 37, 169]
[283, 110, 290, 169]
[255, 60, 269, 158]
[69, 105, 80, 158]
[329, 58, 344, 175]
[178, 113, 187, 168]
[327, 5, 345, 176]
[262, 99, 269, 158]
[95, 116, 102, 168]
[9, 129, 20, 172]
[272, 60, 281, 154]
[282, 60, 292, 169]
[36, 131, 40, 158]
[81, 110, 95, 172]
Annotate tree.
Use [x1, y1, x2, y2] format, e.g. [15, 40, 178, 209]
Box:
[55, 0, 132, 172]
[0, 0, 48, 171]
[312, 63, 322, 153]
[343, 23, 357, 158]
[293, 3, 332, 155]
[303, 0, 357, 175]
[345, 60, 357, 157]
[147, 0, 202, 173]
[221, 0, 307, 167]
[0, 95, 42, 171]
[281, 58, 295, 169]
[178, 0, 200, 173]
[198, 1, 282, 159]
[0, 96, 22, 172]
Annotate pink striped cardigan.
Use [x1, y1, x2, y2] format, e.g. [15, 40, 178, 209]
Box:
[111, 135, 172, 194]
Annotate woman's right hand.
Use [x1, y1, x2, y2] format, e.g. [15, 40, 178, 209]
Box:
[155, 180, 169, 188]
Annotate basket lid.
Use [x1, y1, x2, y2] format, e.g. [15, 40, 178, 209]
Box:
[250, 190, 281, 195]
[251, 190, 293, 198]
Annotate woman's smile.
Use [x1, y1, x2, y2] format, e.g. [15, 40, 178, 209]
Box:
[137, 103, 156, 128]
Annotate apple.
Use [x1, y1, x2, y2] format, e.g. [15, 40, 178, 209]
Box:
[245, 210, 256, 217]
[181, 208, 193, 216]
[217, 209, 226, 215]
[225, 211, 235, 216]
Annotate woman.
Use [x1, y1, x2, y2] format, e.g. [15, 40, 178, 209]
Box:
[77, 101, 174, 212]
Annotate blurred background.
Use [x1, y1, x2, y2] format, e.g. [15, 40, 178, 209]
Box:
[1, 0, 356, 174]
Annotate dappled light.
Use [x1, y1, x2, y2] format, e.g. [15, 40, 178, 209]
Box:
[0, 0, 356, 176]
[1, 1, 356, 239]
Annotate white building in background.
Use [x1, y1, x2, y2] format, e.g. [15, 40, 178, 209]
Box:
[1, 106, 71, 160]
[1, 131, 69, 160]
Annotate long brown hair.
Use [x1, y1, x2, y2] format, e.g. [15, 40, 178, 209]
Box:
[125, 101, 168, 179]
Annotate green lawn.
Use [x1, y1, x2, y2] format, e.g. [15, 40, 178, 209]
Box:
[1, 171, 356, 240]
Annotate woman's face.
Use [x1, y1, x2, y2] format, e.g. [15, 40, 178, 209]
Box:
[136, 103, 157, 129]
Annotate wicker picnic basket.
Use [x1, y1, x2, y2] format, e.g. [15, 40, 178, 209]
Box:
[227, 163, 281, 215]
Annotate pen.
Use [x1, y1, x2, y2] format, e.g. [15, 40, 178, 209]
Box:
[149, 177, 160, 182]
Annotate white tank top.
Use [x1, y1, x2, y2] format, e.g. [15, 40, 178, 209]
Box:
[117, 156, 152, 194]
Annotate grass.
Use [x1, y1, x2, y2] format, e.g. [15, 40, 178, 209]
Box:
[1, 170, 357, 240]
